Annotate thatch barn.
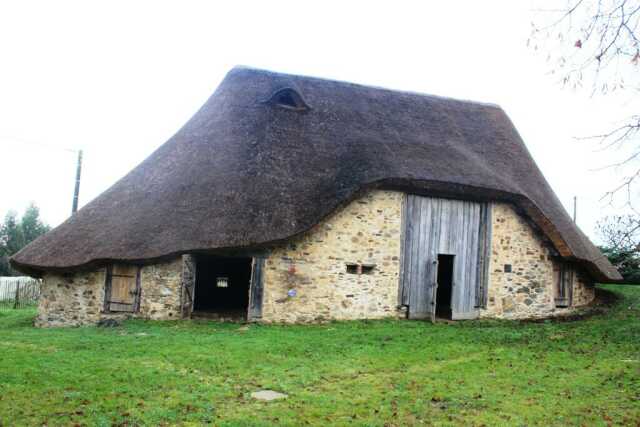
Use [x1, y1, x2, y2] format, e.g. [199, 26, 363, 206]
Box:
[12, 67, 621, 327]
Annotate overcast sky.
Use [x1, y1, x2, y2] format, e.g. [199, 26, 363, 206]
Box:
[1, 1, 638, 244]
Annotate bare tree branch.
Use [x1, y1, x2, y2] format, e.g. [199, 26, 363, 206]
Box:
[597, 213, 640, 249]
[531, 0, 640, 205]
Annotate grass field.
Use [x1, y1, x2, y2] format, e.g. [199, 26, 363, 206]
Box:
[0, 285, 639, 426]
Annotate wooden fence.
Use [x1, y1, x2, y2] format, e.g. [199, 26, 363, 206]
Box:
[0, 277, 41, 310]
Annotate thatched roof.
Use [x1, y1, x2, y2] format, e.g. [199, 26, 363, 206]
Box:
[11, 67, 621, 281]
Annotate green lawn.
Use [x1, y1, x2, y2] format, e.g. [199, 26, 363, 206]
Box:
[0, 285, 639, 426]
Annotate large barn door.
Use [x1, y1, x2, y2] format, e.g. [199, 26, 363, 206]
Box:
[400, 196, 489, 320]
[104, 264, 140, 312]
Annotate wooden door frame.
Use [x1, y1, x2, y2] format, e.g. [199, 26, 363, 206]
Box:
[180, 254, 197, 318]
[182, 254, 265, 320]
[430, 258, 439, 323]
[248, 257, 265, 322]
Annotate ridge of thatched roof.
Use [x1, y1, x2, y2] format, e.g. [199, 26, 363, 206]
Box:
[11, 67, 621, 281]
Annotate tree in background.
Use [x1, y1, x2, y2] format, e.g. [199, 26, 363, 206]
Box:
[531, 0, 640, 202]
[532, 1, 640, 280]
[20, 204, 50, 245]
[597, 214, 640, 281]
[0, 204, 50, 276]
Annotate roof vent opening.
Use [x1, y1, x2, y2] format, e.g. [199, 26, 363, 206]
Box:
[266, 88, 309, 111]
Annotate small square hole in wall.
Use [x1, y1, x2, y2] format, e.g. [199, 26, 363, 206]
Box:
[346, 263, 375, 275]
[504, 264, 512, 273]
[216, 277, 229, 288]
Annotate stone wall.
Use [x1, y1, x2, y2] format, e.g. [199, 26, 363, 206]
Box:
[34, 195, 599, 327]
[35, 257, 182, 327]
[571, 269, 596, 307]
[138, 258, 183, 320]
[482, 203, 595, 319]
[36, 269, 106, 327]
[261, 190, 404, 323]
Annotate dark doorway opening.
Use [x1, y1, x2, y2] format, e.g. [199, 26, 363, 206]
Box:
[435, 254, 454, 319]
[193, 255, 252, 320]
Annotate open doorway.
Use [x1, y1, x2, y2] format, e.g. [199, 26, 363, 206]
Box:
[193, 255, 252, 320]
[435, 254, 454, 319]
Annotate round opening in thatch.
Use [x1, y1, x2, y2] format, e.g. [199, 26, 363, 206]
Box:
[266, 87, 309, 111]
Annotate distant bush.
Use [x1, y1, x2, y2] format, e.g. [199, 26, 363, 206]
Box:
[0, 204, 50, 276]
[600, 246, 640, 283]
[597, 215, 640, 283]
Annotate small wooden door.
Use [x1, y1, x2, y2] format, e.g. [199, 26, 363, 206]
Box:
[555, 264, 573, 307]
[104, 264, 140, 312]
[406, 255, 437, 321]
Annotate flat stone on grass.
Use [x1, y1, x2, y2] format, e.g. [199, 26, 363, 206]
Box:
[251, 390, 288, 401]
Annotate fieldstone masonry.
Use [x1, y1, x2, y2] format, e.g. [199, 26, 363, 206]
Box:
[482, 203, 595, 319]
[261, 190, 404, 323]
[34, 192, 597, 327]
[138, 258, 182, 320]
[571, 271, 596, 307]
[36, 269, 106, 327]
[36, 258, 182, 327]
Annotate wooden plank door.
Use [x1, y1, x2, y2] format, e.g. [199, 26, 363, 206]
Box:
[448, 201, 481, 320]
[105, 264, 140, 312]
[555, 264, 573, 307]
[248, 257, 265, 321]
[400, 195, 490, 320]
[403, 195, 438, 320]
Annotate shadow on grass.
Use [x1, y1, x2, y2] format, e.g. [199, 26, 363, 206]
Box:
[519, 286, 623, 324]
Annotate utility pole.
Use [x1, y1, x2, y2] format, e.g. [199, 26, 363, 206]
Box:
[72, 150, 83, 214]
[573, 196, 577, 223]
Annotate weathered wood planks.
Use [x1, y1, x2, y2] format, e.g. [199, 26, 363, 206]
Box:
[248, 257, 265, 321]
[400, 195, 490, 320]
